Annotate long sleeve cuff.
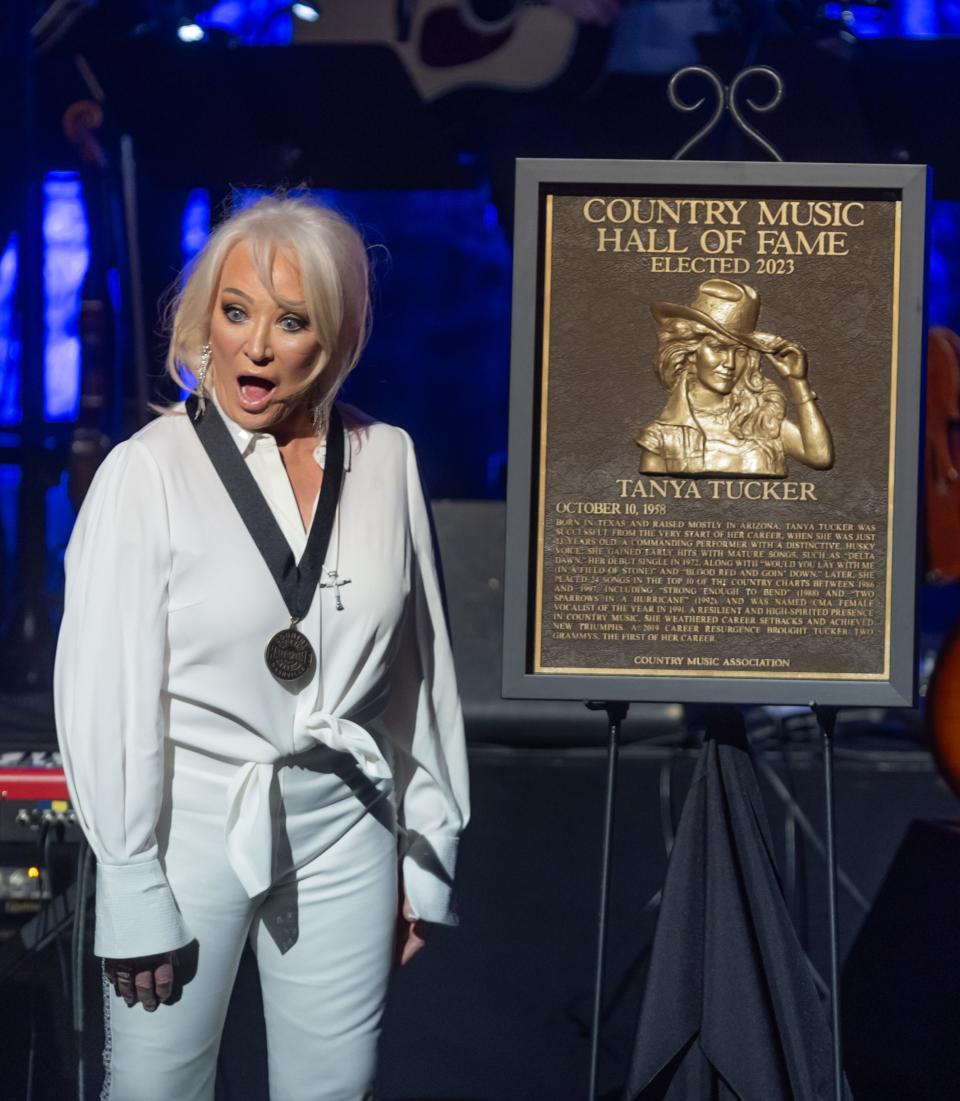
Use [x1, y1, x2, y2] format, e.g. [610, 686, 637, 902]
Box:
[94, 858, 192, 959]
[401, 833, 460, 927]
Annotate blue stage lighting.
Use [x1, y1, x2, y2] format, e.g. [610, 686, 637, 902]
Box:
[0, 234, 19, 427]
[0, 464, 21, 583]
[43, 172, 89, 422]
[182, 188, 212, 267]
[196, 1, 293, 44]
[179, 189, 212, 395]
[902, 0, 940, 36]
[928, 201, 960, 330]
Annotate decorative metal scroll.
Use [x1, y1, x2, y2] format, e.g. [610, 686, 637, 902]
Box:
[668, 65, 785, 162]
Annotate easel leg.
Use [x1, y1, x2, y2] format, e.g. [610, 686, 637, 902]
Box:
[815, 705, 843, 1101]
[585, 700, 629, 1101]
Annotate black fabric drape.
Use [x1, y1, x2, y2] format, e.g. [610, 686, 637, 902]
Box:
[624, 708, 849, 1101]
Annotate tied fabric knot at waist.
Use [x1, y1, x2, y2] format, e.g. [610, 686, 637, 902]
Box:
[223, 712, 393, 897]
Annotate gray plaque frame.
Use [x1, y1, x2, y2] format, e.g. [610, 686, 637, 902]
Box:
[502, 158, 928, 707]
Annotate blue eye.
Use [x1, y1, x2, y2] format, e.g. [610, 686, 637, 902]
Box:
[279, 315, 307, 333]
[223, 304, 246, 323]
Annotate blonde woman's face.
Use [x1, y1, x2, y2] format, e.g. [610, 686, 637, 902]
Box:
[209, 242, 322, 431]
[694, 333, 747, 395]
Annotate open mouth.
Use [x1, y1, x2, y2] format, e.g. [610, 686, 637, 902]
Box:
[237, 375, 277, 410]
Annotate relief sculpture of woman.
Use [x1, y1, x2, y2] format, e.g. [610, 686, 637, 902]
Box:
[636, 278, 834, 477]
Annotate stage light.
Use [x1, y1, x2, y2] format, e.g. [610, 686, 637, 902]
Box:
[27, 866, 40, 879]
[43, 172, 88, 422]
[291, 3, 320, 22]
[0, 234, 19, 426]
[177, 21, 206, 43]
[182, 188, 211, 266]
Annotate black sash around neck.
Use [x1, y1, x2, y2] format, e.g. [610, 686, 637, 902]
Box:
[186, 395, 345, 623]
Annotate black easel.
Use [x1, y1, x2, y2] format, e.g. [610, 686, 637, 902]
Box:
[585, 698, 846, 1101]
[814, 704, 843, 1101]
[673, 67, 846, 1101]
[584, 699, 629, 1101]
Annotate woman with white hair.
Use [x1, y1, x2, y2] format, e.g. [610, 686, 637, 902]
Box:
[54, 194, 469, 1100]
[637, 278, 834, 477]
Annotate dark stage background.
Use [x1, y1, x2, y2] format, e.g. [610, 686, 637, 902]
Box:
[3, 3, 960, 1099]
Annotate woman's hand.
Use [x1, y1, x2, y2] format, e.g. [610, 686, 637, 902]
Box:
[104, 951, 178, 1011]
[763, 339, 809, 382]
[395, 891, 430, 967]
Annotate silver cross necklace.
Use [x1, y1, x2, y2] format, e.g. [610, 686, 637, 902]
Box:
[320, 497, 351, 611]
[320, 569, 351, 611]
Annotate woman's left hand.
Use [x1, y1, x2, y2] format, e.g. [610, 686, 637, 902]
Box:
[395, 890, 430, 966]
[764, 339, 809, 381]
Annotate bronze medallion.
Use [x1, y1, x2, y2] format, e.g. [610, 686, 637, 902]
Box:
[265, 626, 315, 681]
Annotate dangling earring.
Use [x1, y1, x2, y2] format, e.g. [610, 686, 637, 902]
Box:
[196, 344, 211, 391]
[312, 402, 327, 438]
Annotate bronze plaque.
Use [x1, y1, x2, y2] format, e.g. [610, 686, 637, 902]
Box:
[504, 161, 926, 705]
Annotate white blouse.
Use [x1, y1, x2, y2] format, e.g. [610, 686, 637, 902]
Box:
[54, 400, 470, 960]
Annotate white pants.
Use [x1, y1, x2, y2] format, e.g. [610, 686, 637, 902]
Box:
[101, 742, 398, 1101]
